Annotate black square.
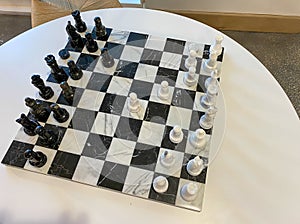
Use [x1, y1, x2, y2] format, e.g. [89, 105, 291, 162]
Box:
[129, 80, 154, 100]
[56, 86, 84, 107]
[126, 32, 148, 48]
[104, 42, 124, 59]
[46, 67, 69, 84]
[179, 56, 202, 74]
[143, 101, 170, 125]
[68, 108, 97, 132]
[76, 53, 99, 71]
[155, 67, 178, 87]
[86, 72, 112, 92]
[114, 60, 138, 79]
[217, 48, 225, 62]
[140, 49, 163, 66]
[48, 151, 80, 179]
[197, 74, 208, 93]
[64, 40, 85, 53]
[97, 161, 129, 191]
[203, 44, 210, 59]
[82, 133, 112, 160]
[27, 100, 52, 123]
[164, 38, 186, 55]
[1, 141, 34, 168]
[171, 88, 196, 109]
[130, 143, 160, 171]
[36, 124, 67, 150]
[161, 126, 188, 152]
[91, 27, 112, 41]
[190, 111, 212, 134]
[99, 93, 127, 115]
[148, 173, 179, 205]
[114, 117, 142, 141]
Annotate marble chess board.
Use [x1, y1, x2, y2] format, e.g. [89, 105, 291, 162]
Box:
[1, 18, 224, 212]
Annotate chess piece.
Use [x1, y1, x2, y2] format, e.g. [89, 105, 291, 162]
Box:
[35, 125, 57, 146]
[183, 66, 197, 87]
[85, 33, 98, 53]
[24, 148, 47, 168]
[66, 21, 84, 49]
[101, 48, 115, 68]
[67, 60, 83, 80]
[60, 81, 74, 104]
[44, 54, 68, 83]
[185, 50, 197, 69]
[200, 84, 218, 109]
[189, 129, 207, 150]
[199, 106, 218, 129]
[210, 35, 224, 56]
[180, 182, 199, 202]
[94, 17, 107, 40]
[31, 74, 54, 100]
[160, 150, 175, 168]
[158, 81, 169, 100]
[16, 113, 40, 136]
[186, 156, 205, 176]
[71, 10, 87, 33]
[169, 125, 184, 144]
[58, 49, 70, 60]
[205, 69, 219, 89]
[50, 103, 69, 123]
[204, 50, 218, 73]
[25, 97, 49, 121]
[152, 176, 169, 193]
[128, 92, 141, 113]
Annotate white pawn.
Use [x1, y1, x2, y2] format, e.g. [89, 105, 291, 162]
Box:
[204, 50, 218, 73]
[187, 156, 205, 176]
[199, 106, 218, 129]
[128, 92, 141, 113]
[158, 81, 169, 100]
[189, 129, 207, 150]
[210, 35, 224, 56]
[183, 66, 197, 87]
[200, 84, 218, 109]
[153, 176, 169, 193]
[169, 125, 184, 144]
[205, 69, 219, 89]
[180, 182, 199, 202]
[185, 50, 197, 69]
[160, 150, 175, 168]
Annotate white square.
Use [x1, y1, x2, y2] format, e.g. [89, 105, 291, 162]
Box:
[67, 71, 92, 89]
[134, 64, 158, 83]
[91, 112, 120, 136]
[199, 60, 222, 76]
[166, 106, 192, 130]
[107, 76, 132, 96]
[183, 42, 205, 57]
[137, 121, 165, 147]
[175, 71, 199, 91]
[107, 30, 130, 45]
[15, 128, 39, 145]
[59, 129, 89, 155]
[121, 97, 148, 120]
[193, 92, 206, 112]
[72, 156, 104, 185]
[145, 35, 166, 51]
[81, 40, 106, 56]
[57, 51, 81, 67]
[185, 131, 211, 157]
[106, 138, 136, 166]
[149, 83, 174, 105]
[120, 45, 143, 63]
[122, 167, 154, 198]
[94, 58, 119, 75]
[77, 89, 105, 111]
[46, 105, 75, 127]
[159, 52, 182, 70]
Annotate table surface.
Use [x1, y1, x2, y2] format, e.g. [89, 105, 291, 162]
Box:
[0, 8, 299, 224]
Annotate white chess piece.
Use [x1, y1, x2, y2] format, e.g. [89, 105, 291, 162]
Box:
[160, 150, 175, 168]
[199, 106, 218, 129]
[158, 81, 169, 100]
[186, 156, 205, 176]
[210, 35, 224, 56]
[205, 69, 219, 89]
[183, 66, 197, 87]
[153, 175, 169, 193]
[200, 84, 218, 109]
[204, 50, 218, 73]
[185, 50, 197, 69]
[180, 182, 199, 202]
[189, 129, 207, 150]
[128, 92, 141, 113]
[169, 125, 184, 144]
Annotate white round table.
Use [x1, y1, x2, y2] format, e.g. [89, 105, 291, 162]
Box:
[0, 8, 299, 224]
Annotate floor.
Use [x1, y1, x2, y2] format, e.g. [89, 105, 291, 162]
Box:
[0, 14, 299, 117]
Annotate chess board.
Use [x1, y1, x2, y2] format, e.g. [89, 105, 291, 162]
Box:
[1, 18, 224, 212]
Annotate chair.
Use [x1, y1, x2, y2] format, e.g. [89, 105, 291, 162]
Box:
[31, 0, 122, 27]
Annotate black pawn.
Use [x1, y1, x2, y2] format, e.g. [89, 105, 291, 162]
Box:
[35, 125, 57, 146]
[71, 10, 87, 33]
[85, 33, 98, 53]
[60, 81, 74, 104]
[25, 97, 49, 121]
[50, 103, 69, 123]
[66, 21, 84, 49]
[94, 17, 107, 40]
[44, 54, 68, 83]
[31, 74, 54, 100]
[67, 60, 83, 80]
[24, 148, 47, 168]
[16, 113, 40, 136]
[101, 48, 115, 68]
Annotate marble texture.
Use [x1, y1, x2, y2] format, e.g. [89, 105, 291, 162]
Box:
[137, 121, 165, 147]
[166, 106, 192, 130]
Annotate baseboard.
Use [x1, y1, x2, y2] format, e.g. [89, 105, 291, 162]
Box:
[164, 10, 300, 33]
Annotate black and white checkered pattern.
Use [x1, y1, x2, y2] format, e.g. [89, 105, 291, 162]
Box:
[2, 21, 224, 212]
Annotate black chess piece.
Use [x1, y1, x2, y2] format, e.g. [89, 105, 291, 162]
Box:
[44, 54, 68, 83]
[67, 60, 83, 80]
[25, 97, 49, 121]
[50, 103, 69, 123]
[66, 21, 85, 49]
[24, 148, 47, 168]
[71, 10, 87, 33]
[16, 113, 40, 136]
[58, 49, 70, 60]
[31, 74, 54, 100]
[94, 17, 107, 40]
[85, 33, 98, 53]
[101, 48, 115, 68]
[35, 125, 58, 146]
[60, 81, 74, 104]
